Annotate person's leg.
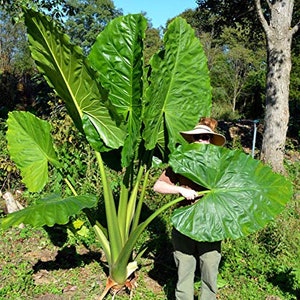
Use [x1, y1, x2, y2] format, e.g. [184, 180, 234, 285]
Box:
[197, 242, 221, 300]
[173, 250, 197, 300]
[172, 229, 197, 300]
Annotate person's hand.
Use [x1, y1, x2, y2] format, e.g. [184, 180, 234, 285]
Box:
[178, 187, 199, 200]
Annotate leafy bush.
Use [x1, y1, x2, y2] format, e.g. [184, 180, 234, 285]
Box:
[0, 119, 20, 193]
[217, 160, 300, 300]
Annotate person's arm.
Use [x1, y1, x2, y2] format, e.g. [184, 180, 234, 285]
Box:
[153, 180, 199, 200]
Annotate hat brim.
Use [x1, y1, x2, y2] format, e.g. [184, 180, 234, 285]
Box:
[180, 128, 226, 146]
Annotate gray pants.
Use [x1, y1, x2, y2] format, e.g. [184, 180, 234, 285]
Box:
[172, 229, 221, 300]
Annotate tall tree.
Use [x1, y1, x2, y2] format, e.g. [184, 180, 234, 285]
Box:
[196, 0, 299, 173]
[144, 27, 162, 65]
[0, 9, 37, 117]
[1, 0, 67, 19]
[213, 25, 264, 114]
[179, 8, 266, 120]
[63, 0, 122, 54]
[255, 0, 299, 173]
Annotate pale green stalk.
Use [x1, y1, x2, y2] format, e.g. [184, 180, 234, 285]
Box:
[111, 195, 184, 281]
[125, 165, 144, 237]
[131, 168, 150, 232]
[118, 181, 129, 245]
[93, 223, 111, 265]
[95, 151, 122, 264]
[112, 190, 209, 280]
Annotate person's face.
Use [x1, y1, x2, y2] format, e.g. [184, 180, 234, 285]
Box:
[193, 134, 211, 144]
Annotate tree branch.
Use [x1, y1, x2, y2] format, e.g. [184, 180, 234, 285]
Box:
[254, 0, 270, 34]
[290, 22, 299, 36]
[266, 0, 272, 10]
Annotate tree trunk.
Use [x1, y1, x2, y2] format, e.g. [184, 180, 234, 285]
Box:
[261, 35, 292, 173]
[255, 0, 298, 173]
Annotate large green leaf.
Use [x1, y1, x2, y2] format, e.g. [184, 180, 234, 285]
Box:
[24, 8, 125, 151]
[143, 18, 212, 153]
[6, 111, 60, 192]
[0, 194, 97, 230]
[88, 14, 147, 166]
[169, 144, 293, 242]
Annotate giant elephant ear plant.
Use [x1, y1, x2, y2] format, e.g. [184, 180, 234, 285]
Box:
[0, 8, 293, 299]
[1, 9, 212, 298]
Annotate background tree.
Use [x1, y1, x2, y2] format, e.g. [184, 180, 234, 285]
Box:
[1, 0, 67, 19]
[289, 46, 300, 137]
[195, 0, 262, 40]
[195, 0, 299, 172]
[63, 0, 122, 55]
[0, 9, 37, 117]
[255, 0, 299, 173]
[176, 8, 222, 66]
[179, 7, 266, 120]
[144, 27, 162, 65]
[212, 25, 265, 117]
[0, 0, 123, 116]
[0, 0, 68, 118]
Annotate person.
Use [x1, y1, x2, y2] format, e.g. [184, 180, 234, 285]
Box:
[153, 117, 226, 300]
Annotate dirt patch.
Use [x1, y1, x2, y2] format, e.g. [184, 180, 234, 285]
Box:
[0, 227, 169, 299]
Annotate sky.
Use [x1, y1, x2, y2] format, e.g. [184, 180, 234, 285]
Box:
[113, 0, 197, 29]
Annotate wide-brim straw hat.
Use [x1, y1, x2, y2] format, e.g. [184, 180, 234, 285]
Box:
[180, 124, 226, 146]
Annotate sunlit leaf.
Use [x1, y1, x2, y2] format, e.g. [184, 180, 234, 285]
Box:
[170, 144, 293, 241]
[6, 111, 59, 192]
[143, 17, 212, 154]
[88, 14, 147, 166]
[24, 8, 125, 150]
[1, 194, 97, 230]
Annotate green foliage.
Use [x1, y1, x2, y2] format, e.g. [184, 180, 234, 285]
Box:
[47, 103, 102, 195]
[220, 206, 300, 299]
[1, 0, 63, 19]
[178, 4, 272, 121]
[0, 8, 38, 118]
[0, 10, 34, 74]
[24, 9, 125, 151]
[289, 49, 300, 137]
[2, 10, 212, 295]
[169, 143, 293, 241]
[6, 111, 60, 192]
[1, 6, 297, 299]
[0, 120, 19, 191]
[144, 28, 163, 65]
[195, 0, 264, 43]
[210, 23, 266, 118]
[0, 261, 35, 298]
[63, 0, 123, 55]
[1, 193, 98, 229]
[142, 18, 211, 153]
[88, 13, 147, 166]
